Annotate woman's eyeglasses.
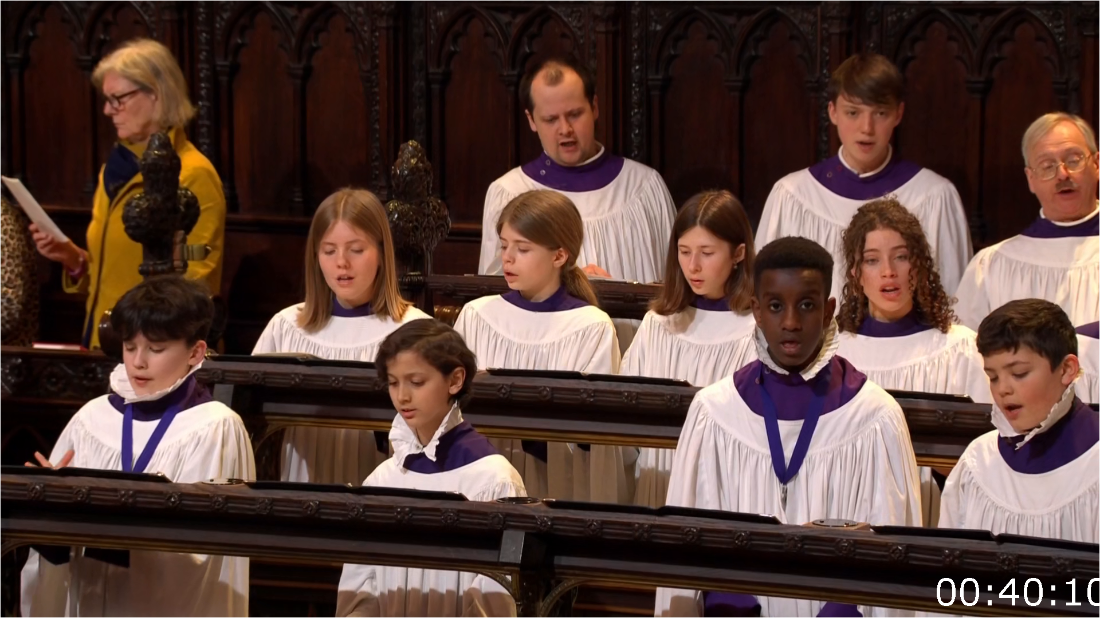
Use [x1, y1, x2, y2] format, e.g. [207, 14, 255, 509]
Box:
[104, 88, 143, 111]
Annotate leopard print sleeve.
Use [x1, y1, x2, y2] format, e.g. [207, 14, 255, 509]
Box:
[1, 195, 39, 346]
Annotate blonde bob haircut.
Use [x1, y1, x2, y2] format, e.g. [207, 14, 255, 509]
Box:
[1021, 112, 1098, 166]
[92, 38, 196, 129]
[496, 190, 599, 307]
[298, 188, 412, 331]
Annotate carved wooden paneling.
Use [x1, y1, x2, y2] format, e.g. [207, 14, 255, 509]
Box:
[4, 1, 1097, 350]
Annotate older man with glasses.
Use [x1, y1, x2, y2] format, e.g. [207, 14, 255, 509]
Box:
[955, 112, 1099, 329]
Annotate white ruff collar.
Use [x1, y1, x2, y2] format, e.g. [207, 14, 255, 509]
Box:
[389, 402, 464, 468]
[109, 361, 204, 404]
[990, 383, 1077, 449]
[753, 318, 841, 381]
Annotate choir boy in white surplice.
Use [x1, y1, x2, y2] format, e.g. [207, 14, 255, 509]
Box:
[21, 277, 255, 617]
[621, 191, 758, 508]
[940, 300, 1098, 544]
[955, 113, 1100, 330]
[456, 190, 625, 503]
[1075, 322, 1098, 404]
[253, 189, 429, 486]
[479, 56, 676, 348]
[338, 320, 525, 617]
[757, 53, 971, 301]
[834, 199, 989, 527]
[655, 238, 921, 618]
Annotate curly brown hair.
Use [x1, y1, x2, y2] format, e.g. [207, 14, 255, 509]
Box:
[837, 198, 956, 333]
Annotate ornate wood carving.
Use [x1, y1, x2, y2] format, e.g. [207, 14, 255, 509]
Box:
[4, 472, 1097, 616]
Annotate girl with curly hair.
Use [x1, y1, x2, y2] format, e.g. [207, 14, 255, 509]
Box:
[835, 197, 989, 526]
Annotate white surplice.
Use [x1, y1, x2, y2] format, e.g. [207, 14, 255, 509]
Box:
[953, 208, 1099, 330]
[620, 306, 757, 507]
[337, 405, 525, 617]
[252, 303, 431, 484]
[20, 364, 256, 617]
[836, 322, 990, 527]
[655, 325, 922, 617]
[757, 149, 972, 300]
[939, 386, 1099, 544]
[1077, 328, 1099, 404]
[452, 294, 626, 503]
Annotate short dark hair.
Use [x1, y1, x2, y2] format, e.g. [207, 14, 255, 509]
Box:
[110, 276, 214, 345]
[977, 299, 1078, 370]
[753, 237, 834, 296]
[375, 319, 478, 405]
[519, 56, 596, 114]
[827, 53, 904, 107]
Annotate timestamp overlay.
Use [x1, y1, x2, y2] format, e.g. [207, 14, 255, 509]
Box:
[937, 576, 1100, 615]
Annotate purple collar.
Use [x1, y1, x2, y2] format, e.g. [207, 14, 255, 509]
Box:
[734, 356, 867, 421]
[693, 296, 732, 312]
[108, 375, 213, 421]
[502, 286, 588, 313]
[856, 310, 933, 337]
[1077, 322, 1099, 339]
[1020, 211, 1099, 238]
[520, 148, 625, 192]
[808, 154, 923, 201]
[331, 297, 374, 318]
[402, 421, 499, 473]
[998, 398, 1098, 474]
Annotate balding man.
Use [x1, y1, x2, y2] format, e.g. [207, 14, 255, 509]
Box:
[954, 112, 1099, 329]
[479, 56, 676, 294]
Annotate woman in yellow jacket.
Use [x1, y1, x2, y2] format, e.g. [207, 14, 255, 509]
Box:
[30, 38, 225, 349]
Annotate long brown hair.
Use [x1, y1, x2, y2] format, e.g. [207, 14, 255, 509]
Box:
[495, 190, 599, 307]
[837, 198, 955, 333]
[650, 190, 755, 316]
[298, 188, 411, 331]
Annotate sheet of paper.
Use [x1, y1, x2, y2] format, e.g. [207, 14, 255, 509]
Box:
[1, 175, 69, 243]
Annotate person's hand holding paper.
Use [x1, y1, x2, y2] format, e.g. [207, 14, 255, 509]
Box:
[2, 176, 87, 276]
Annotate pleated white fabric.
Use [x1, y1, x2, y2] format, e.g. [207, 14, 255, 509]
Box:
[620, 307, 758, 507]
[654, 367, 922, 616]
[939, 432, 1098, 543]
[337, 407, 525, 617]
[757, 167, 972, 300]
[836, 324, 990, 527]
[452, 294, 627, 502]
[1077, 332, 1099, 404]
[20, 376, 256, 617]
[252, 303, 431, 484]
[479, 157, 676, 285]
[953, 232, 1099, 331]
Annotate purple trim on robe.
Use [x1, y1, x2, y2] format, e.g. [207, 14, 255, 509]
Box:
[808, 154, 923, 201]
[402, 420, 500, 474]
[108, 375, 213, 421]
[521, 148, 626, 192]
[1076, 321, 1099, 339]
[693, 296, 732, 312]
[1020, 212, 1099, 239]
[734, 357, 867, 421]
[331, 297, 374, 318]
[856, 310, 933, 338]
[502, 285, 588, 313]
[998, 398, 1098, 474]
[702, 592, 761, 617]
[818, 602, 864, 617]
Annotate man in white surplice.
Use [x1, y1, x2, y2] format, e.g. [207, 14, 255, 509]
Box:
[479, 56, 676, 347]
[655, 238, 921, 618]
[954, 112, 1099, 330]
[757, 52, 972, 301]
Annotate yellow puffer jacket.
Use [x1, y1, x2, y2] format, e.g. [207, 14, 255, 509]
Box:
[64, 126, 225, 349]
